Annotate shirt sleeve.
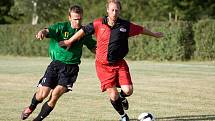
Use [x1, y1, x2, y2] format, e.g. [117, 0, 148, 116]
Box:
[83, 35, 96, 50]
[47, 23, 61, 39]
[82, 23, 95, 35]
[129, 22, 144, 37]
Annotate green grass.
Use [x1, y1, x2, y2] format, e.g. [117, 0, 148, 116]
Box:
[0, 56, 215, 121]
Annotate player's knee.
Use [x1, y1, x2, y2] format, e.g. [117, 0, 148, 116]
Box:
[36, 86, 51, 100]
[37, 93, 47, 101]
[36, 91, 49, 101]
[122, 87, 133, 96]
[121, 85, 133, 96]
[123, 89, 133, 96]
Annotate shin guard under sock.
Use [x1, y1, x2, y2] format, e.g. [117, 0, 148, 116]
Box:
[29, 93, 42, 110]
[33, 102, 53, 121]
[110, 97, 125, 115]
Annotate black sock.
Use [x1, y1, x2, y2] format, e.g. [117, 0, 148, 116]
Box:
[119, 90, 129, 98]
[110, 97, 124, 115]
[29, 93, 42, 110]
[33, 102, 53, 121]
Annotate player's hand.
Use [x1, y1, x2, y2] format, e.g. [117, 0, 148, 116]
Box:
[153, 32, 164, 38]
[59, 40, 71, 47]
[59, 40, 71, 50]
[35, 30, 46, 40]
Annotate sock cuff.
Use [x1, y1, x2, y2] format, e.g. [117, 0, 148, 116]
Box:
[119, 90, 129, 97]
[120, 113, 126, 117]
[29, 93, 42, 110]
[33, 93, 43, 103]
[33, 101, 53, 121]
[110, 97, 121, 104]
[44, 102, 54, 110]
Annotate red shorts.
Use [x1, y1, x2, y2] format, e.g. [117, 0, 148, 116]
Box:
[96, 59, 132, 92]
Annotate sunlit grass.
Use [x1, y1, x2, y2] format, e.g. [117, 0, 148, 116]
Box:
[0, 56, 214, 121]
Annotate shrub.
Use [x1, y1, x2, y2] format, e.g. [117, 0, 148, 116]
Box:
[193, 19, 215, 60]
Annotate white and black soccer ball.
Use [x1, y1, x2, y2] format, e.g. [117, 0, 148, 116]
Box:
[138, 112, 155, 121]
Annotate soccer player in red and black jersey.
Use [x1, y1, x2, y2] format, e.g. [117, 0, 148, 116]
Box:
[59, 0, 163, 121]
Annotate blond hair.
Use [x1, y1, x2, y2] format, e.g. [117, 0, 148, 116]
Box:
[106, 0, 122, 10]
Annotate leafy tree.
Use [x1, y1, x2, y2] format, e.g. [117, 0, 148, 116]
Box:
[10, 0, 72, 24]
[3, 0, 215, 24]
[174, 0, 215, 21]
[145, 0, 215, 21]
[0, 0, 15, 24]
[9, 0, 106, 24]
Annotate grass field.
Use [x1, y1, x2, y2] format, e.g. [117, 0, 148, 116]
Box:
[0, 56, 214, 121]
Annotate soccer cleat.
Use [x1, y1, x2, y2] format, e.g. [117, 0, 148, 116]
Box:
[120, 114, 130, 121]
[21, 107, 34, 120]
[121, 97, 129, 110]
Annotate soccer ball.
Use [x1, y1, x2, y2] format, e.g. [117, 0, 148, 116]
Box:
[138, 112, 155, 121]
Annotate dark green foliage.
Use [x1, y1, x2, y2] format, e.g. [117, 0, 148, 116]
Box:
[0, 0, 15, 24]
[5, 0, 215, 24]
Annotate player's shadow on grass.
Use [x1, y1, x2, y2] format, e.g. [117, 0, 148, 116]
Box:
[154, 114, 215, 121]
[106, 115, 215, 121]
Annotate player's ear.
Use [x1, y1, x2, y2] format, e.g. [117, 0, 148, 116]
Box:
[68, 15, 72, 21]
[68, 12, 72, 20]
[106, 4, 109, 13]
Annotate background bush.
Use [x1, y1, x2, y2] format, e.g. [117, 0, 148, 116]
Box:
[193, 19, 215, 60]
[0, 24, 95, 58]
[0, 20, 214, 61]
[127, 21, 194, 61]
[0, 24, 48, 56]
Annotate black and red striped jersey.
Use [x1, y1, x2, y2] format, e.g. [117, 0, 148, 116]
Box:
[83, 16, 144, 64]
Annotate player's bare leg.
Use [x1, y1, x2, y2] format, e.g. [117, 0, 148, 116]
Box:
[107, 87, 130, 121]
[120, 85, 133, 110]
[33, 85, 66, 121]
[21, 86, 51, 120]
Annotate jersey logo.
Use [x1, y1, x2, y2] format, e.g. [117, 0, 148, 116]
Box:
[120, 28, 127, 32]
[64, 32, 69, 39]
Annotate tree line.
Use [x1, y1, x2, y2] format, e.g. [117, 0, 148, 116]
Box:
[1, 0, 215, 24]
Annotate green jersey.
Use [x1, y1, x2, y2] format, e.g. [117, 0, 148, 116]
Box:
[47, 21, 96, 64]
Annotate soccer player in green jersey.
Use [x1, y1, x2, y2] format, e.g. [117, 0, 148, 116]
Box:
[21, 5, 96, 121]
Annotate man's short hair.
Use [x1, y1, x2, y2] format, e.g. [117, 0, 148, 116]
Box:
[106, 0, 122, 10]
[69, 5, 83, 15]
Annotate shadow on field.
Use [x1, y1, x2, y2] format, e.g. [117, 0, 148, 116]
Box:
[103, 115, 215, 121]
[156, 114, 215, 121]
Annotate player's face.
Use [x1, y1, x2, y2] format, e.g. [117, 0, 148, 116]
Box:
[69, 12, 82, 29]
[107, 2, 120, 22]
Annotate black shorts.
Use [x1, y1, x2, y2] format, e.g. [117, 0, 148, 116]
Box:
[38, 60, 79, 92]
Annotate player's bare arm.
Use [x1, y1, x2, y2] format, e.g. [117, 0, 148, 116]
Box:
[59, 29, 85, 47]
[35, 28, 49, 40]
[142, 27, 164, 38]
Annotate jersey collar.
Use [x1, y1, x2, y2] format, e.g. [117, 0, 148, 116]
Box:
[102, 16, 121, 28]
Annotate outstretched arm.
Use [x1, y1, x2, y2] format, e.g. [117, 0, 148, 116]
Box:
[129, 22, 164, 38]
[142, 27, 164, 38]
[35, 28, 49, 40]
[59, 29, 85, 47]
